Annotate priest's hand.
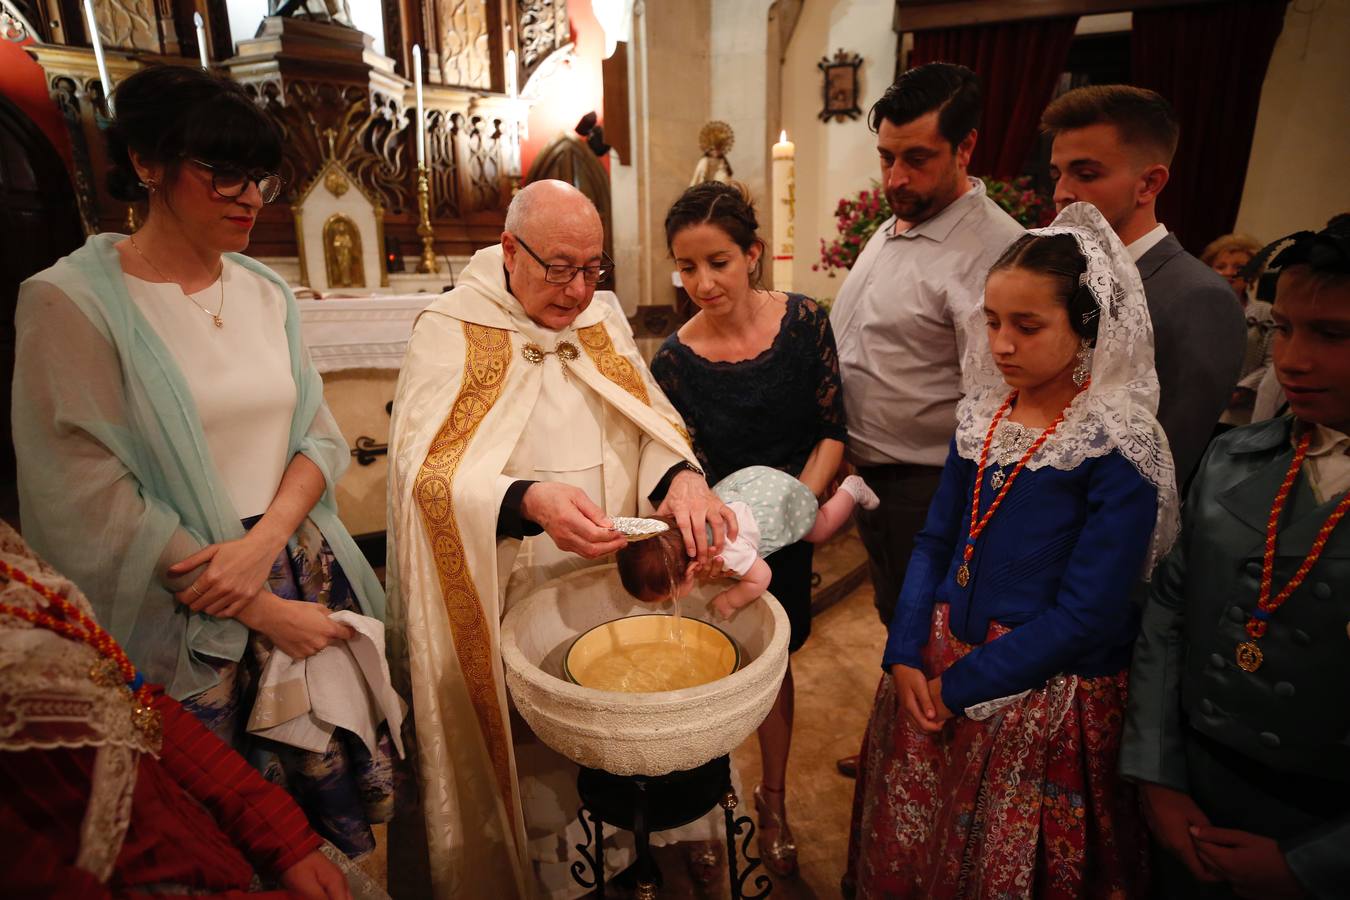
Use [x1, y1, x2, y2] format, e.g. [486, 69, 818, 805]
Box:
[1140, 782, 1221, 884]
[279, 848, 352, 900]
[521, 482, 627, 559]
[1191, 826, 1307, 898]
[658, 470, 738, 565]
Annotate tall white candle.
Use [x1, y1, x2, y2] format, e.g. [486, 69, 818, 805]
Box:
[504, 48, 521, 178]
[194, 12, 209, 69]
[412, 44, 425, 168]
[81, 0, 113, 114]
[771, 130, 796, 292]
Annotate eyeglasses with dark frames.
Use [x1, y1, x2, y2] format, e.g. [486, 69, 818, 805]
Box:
[188, 158, 284, 204]
[513, 235, 614, 285]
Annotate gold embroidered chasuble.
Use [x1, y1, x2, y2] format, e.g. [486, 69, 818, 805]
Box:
[385, 245, 696, 899]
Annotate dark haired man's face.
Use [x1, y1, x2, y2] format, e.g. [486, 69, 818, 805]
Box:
[1271, 267, 1350, 433]
[877, 111, 972, 224]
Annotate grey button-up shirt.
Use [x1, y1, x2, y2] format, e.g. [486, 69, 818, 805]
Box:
[831, 178, 1023, 467]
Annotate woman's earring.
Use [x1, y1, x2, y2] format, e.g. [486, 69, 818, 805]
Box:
[1072, 339, 1092, 387]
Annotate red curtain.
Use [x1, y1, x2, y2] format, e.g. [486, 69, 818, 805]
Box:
[1131, 1, 1288, 253]
[910, 17, 1079, 179]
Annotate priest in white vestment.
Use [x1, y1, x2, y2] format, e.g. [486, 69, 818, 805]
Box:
[386, 181, 738, 898]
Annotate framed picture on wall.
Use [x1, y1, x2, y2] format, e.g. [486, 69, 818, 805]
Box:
[819, 49, 863, 122]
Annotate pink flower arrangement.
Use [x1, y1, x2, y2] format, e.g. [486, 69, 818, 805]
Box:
[814, 185, 891, 276]
[983, 176, 1056, 228]
[815, 177, 1055, 276]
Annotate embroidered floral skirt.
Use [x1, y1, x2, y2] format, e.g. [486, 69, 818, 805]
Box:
[845, 603, 1145, 899]
[181, 518, 396, 859]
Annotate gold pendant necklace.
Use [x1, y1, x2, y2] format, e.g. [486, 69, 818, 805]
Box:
[128, 234, 226, 328]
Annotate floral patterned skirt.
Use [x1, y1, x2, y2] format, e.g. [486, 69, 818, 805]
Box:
[846, 604, 1145, 899]
[181, 517, 396, 859]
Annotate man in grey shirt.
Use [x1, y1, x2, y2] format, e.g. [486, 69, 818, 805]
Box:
[1043, 85, 1244, 484]
[832, 64, 1023, 646]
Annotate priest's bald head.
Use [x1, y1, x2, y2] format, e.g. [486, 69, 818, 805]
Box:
[501, 180, 608, 330]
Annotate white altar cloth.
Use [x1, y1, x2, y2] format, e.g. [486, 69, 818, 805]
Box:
[299, 292, 632, 374]
[299, 294, 437, 373]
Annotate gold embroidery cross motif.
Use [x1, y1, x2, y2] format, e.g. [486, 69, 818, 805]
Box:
[521, 340, 580, 380]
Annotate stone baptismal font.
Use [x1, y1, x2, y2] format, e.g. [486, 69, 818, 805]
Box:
[501, 562, 789, 897]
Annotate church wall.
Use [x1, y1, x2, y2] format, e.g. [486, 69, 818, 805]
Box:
[624, 0, 712, 316]
[780, 0, 898, 304]
[709, 0, 776, 222]
[1234, 0, 1350, 243]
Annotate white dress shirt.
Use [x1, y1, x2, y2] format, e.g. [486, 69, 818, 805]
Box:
[1126, 223, 1169, 262]
[1306, 424, 1350, 503]
[831, 177, 1024, 467]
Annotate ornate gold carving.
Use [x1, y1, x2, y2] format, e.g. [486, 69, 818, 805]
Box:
[428, 110, 461, 219]
[245, 80, 412, 215]
[519, 0, 569, 86]
[324, 168, 350, 197]
[434, 0, 491, 89]
[412, 322, 519, 840]
[94, 0, 159, 52]
[461, 114, 503, 212]
[323, 213, 365, 288]
[576, 324, 651, 407]
[47, 74, 98, 235]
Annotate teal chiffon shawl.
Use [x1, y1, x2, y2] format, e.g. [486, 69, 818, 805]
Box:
[13, 233, 384, 700]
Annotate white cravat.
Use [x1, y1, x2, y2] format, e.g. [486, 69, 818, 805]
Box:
[503, 321, 607, 596]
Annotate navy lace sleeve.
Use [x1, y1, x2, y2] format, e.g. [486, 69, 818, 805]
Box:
[651, 294, 848, 485]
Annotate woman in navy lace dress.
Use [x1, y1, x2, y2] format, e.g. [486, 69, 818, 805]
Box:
[652, 181, 848, 876]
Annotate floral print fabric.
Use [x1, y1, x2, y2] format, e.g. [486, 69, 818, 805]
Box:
[847, 603, 1146, 899]
[181, 517, 396, 859]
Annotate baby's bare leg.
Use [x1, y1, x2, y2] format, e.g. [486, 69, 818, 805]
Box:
[803, 474, 878, 543]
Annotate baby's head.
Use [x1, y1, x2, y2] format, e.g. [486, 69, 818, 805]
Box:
[615, 516, 692, 603]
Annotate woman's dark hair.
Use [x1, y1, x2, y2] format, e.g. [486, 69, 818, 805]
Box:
[987, 233, 1099, 344]
[615, 517, 686, 603]
[664, 181, 765, 277]
[105, 65, 283, 203]
[869, 62, 981, 149]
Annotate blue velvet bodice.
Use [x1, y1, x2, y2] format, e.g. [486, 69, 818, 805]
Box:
[883, 438, 1159, 713]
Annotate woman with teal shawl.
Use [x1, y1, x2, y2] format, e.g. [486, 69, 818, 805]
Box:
[12, 66, 389, 858]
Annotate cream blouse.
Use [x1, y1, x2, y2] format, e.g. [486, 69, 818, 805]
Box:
[125, 260, 297, 518]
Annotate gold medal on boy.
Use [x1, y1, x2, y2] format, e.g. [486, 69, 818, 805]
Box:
[1235, 640, 1263, 672]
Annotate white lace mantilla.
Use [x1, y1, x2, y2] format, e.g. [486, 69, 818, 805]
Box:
[956, 202, 1179, 573]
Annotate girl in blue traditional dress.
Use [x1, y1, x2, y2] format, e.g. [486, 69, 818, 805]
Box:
[846, 202, 1179, 898]
[12, 66, 391, 858]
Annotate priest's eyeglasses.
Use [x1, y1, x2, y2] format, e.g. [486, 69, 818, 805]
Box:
[189, 158, 284, 204]
[514, 236, 614, 285]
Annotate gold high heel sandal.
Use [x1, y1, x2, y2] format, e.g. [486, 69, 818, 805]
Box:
[753, 783, 798, 877]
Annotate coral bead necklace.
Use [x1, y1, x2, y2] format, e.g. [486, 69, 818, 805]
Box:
[0, 558, 161, 741]
[1235, 429, 1350, 672]
[956, 382, 1086, 588]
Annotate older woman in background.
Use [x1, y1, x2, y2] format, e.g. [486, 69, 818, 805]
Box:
[1203, 233, 1271, 425]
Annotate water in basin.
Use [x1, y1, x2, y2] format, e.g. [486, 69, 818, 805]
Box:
[563, 613, 740, 693]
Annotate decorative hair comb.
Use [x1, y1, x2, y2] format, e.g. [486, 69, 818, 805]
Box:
[611, 516, 670, 542]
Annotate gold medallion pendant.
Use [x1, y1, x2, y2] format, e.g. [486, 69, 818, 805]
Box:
[1235, 640, 1264, 672]
[955, 564, 971, 588]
